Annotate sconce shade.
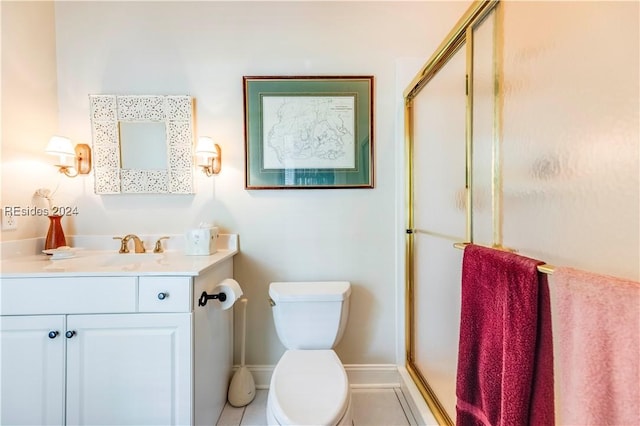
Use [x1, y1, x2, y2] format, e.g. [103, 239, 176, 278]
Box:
[196, 137, 219, 157]
[46, 136, 75, 157]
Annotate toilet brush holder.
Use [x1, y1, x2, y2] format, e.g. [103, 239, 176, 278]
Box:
[228, 298, 256, 407]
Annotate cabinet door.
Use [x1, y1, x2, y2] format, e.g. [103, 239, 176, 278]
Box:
[65, 313, 192, 426]
[1, 315, 66, 425]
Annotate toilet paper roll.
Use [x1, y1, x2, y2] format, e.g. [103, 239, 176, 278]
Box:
[213, 278, 244, 310]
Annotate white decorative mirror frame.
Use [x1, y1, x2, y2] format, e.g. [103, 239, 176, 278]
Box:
[89, 94, 195, 194]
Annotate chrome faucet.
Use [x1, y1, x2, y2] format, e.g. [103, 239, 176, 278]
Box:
[113, 234, 146, 253]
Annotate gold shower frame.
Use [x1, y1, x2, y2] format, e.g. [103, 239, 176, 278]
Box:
[403, 1, 502, 424]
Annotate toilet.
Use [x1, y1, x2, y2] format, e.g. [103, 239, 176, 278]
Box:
[266, 281, 353, 426]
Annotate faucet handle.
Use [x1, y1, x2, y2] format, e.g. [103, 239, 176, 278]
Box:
[154, 236, 170, 254]
[113, 236, 129, 254]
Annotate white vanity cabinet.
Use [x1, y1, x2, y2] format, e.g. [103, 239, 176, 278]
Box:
[0, 314, 66, 425]
[65, 313, 192, 425]
[0, 258, 234, 426]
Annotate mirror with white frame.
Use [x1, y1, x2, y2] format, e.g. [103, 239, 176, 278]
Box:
[89, 94, 195, 194]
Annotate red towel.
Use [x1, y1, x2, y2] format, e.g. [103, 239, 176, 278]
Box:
[456, 244, 554, 426]
[553, 267, 640, 425]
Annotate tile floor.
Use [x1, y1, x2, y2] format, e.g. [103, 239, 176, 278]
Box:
[216, 388, 418, 426]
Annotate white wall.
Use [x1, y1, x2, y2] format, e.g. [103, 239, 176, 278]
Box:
[1, 1, 61, 242]
[1, 1, 470, 366]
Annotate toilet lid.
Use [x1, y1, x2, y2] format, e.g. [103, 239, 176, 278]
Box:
[270, 350, 349, 425]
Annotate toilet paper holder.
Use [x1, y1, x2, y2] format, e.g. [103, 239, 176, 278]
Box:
[198, 278, 243, 310]
[198, 291, 227, 307]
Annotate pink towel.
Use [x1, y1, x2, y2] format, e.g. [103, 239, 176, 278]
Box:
[553, 267, 640, 425]
[456, 244, 555, 426]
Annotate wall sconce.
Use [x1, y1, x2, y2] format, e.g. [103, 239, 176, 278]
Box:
[195, 137, 221, 176]
[45, 136, 92, 177]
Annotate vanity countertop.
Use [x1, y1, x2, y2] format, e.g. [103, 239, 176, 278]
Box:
[0, 234, 238, 278]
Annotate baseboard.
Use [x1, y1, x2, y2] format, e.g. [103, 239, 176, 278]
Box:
[239, 365, 272, 390]
[397, 366, 439, 425]
[236, 364, 401, 390]
[345, 364, 402, 389]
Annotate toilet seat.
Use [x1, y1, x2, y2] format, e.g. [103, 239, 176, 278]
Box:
[268, 350, 350, 425]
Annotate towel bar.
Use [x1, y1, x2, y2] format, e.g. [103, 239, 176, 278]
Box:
[453, 242, 555, 274]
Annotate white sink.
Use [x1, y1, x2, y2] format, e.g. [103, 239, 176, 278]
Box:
[99, 253, 163, 267]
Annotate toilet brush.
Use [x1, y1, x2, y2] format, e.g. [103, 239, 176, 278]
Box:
[227, 297, 256, 407]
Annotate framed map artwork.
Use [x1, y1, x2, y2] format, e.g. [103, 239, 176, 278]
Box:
[243, 76, 374, 189]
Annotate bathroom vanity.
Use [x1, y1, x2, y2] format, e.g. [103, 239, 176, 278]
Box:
[0, 235, 238, 425]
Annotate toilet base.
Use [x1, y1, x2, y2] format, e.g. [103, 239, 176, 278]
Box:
[266, 391, 353, 426]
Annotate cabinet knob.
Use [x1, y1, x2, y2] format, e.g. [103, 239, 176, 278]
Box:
[158, 292, 168, 300]
[65, 330, 76, 339]
[48, 331, 59, 339]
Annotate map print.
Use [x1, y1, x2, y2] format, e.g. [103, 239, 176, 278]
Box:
[262, 96, 356, 169]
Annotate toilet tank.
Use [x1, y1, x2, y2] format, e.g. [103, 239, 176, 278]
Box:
[269, 281, 351, 350]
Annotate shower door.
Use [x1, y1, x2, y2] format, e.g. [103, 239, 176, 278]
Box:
[404, 1, 499, 424]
